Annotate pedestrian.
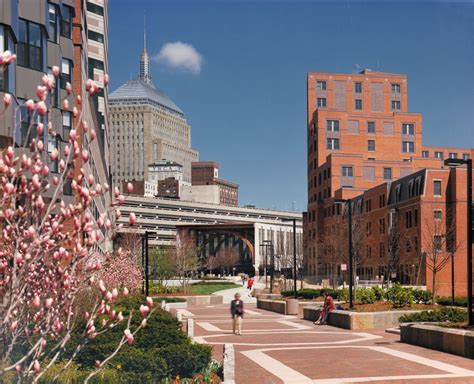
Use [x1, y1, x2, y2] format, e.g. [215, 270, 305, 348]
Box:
[230, 293, 244, 335]
[242, 275, 246, 287]
[314, 292, 335, 325]
[247, 277, 254, 290]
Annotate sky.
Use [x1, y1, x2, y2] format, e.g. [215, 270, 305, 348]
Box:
[108, 0, 474, 212]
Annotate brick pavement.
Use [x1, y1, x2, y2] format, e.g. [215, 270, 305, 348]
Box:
[180, 303, 474, 384]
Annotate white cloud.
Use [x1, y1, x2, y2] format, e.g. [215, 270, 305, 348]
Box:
[154, 42, 203, 74]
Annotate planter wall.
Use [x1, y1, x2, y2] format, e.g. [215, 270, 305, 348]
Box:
[400, 323, 474, 359]
[303, 308, 421, 330]
[159, 295, 223, 306]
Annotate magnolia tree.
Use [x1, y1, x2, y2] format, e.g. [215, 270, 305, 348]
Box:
[0, 50, 154, 382]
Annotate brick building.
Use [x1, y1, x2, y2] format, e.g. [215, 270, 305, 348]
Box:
[305, 69, 473, 296]
[191, 161, 239, 206]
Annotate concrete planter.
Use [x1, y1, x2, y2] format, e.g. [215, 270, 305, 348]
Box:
[285, 299, 299, 315]
[158, 295, 223, 306]
[257, 298, 287, 314]
[303, 307, 421, 330]
[400, 323, 474, 359]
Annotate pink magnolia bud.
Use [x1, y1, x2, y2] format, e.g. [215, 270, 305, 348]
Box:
[139, 305, 149, 317]
[36, 122, 44, 135]
[69, 130, 77, 141]
[117, 312, 124, 322]
[141, 318, 147, 328]
[72, 106, 79, 117]
[25, 99, 35, 112]
[127, 182, 134, 194]
[76, 95, 82, 105]
[90, 129, 96, 141]
[63, 99, 69, 110]
[99, 279, 106, 293]
[36, 101, 47, 116]
[146, 297, 153, 307]
[11, 320, 18, 331]
[36, 85, 47, 101]
[129, 212, 136, 225]
[52, 65, 60, 77]
[32, 295, 40, 308]
[95, 360, 101, 368]
[37, 140, 44, 151]
[65, 82, 72, 95]
[15, 365, 21, 373]
[104, 73, 109, 86]
[41, 339, 47, 349]
[3, 93, 11, 108]
[112, 288, 118, 299]
[124, 329, 134, 345]
[123, 287, 129, 297]
[33, 360, 41, 374]
[82, 149, 89, 162]
[105, 291, 113, 302]
[45, 298, 53, 309]
[5, 183, 14, 195]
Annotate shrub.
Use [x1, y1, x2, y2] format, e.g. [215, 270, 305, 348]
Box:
[436, 296, 468, 307]
[385, 283, 414, 308]
[371, 286, 384, 301]
[158, 343, 212, 379]
[413, 289, 432, 304]
[36, 362, 119, 383]
[115, 348, 168, 382]
[355, 288, 376, 304]
[150, 284, 181, 295]
[282, 289, 321, 299]
[399, 307, 467, 323]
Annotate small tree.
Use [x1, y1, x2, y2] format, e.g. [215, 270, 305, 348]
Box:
[150, 246, 177, 287]
[174, 231, 200, 292]
[215, 248, 240, 275]
[205, 254, 219, 275]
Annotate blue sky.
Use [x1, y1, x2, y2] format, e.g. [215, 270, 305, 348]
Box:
[109, 1, 474, 212]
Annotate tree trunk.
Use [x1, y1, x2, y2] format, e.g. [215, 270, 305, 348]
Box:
[432, 269, 437, 304]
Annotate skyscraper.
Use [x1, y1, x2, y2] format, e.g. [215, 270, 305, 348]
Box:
[109, 32, 199, 187]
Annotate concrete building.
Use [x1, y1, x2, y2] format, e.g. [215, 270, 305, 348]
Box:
[116, 195, 303, 275]
[0, 0, 112, 252]
[192, 161, 239, 206]
[109, 33, 198, 186]
[305, 69, 473, 295]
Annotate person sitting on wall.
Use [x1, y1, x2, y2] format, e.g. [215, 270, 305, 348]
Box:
[314, 292, 335, 325]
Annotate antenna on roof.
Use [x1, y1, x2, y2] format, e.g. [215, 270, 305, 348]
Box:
[144, 11, 146, 51]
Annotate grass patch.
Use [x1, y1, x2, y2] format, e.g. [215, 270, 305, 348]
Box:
[189, 283, 241, 295]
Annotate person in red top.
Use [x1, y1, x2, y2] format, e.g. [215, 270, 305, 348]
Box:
[247, 277, 254, 290]
[314, 292, 335, 325]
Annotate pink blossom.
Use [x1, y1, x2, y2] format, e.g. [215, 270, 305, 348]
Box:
[45, 298, 53, 309]
[90, 129, 96, 141]
[69, 130, 77, 141]
[36, 85, 47, 101]
[127, 182, 134, 194]
[141, 318, 147, 328]
[32, 295, 41, 308]
[139, 305, 149, 317]
[124, 329, 134, 345]
[123, 287, 129, 296]
[112, 288, 118, 299]
[3, 93, 11, 108]
[128, 212, 136, 225]
[52, 65, 60, 77]
[104, 73, 109, 86]
[76, 95, 82, 105]
[63, 99, 69, 110]
[117, 312, 124, 322]
[33, 360, 41, 374]
[72, 106, 79, 117]
[36, 101, 47, 116]
[146, 297, 153, 307]
[65, 82, 72, 95]
[25, 99, 35, 112]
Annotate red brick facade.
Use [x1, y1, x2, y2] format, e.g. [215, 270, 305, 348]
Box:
[305, 69, 473, 296]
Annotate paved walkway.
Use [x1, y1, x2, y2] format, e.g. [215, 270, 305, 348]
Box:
[181, 303, 474, 384]
[213, 281, 265, 304]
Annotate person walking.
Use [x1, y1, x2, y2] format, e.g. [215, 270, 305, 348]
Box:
[230, 293, 244, 335]
[314, 292, 335, 325]
[247, 277, 254, 290]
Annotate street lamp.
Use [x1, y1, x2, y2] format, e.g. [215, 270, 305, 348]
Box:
[282, 218, 298, 299]
[335, 198, 354, 309]
[260, 240, 274, 293]
[444, 158, 473, 325]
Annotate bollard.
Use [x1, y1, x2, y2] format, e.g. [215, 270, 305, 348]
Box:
[161, 300, 166, 309]
[187, 318, 194, 338]
[223, 343, 235, 384]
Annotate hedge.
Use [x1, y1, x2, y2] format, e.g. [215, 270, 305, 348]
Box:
[436, 296, 468, 307]
[399, 307, 467, 323]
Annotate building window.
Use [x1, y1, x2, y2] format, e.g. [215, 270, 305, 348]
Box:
[354, 82, 362, 93]
[449, 152, 458, 159]
[434, 210, 442, 220]
[61, 58, 72, 89]
[391, 100, 401, 111]
[87, 2, 104, 16]
[355, 99, 363, 110]
[61, 5, 73, 38]
[383, 167, 392, 180]
[367, 121, 375, 133]
[326, 138, 340, 150]
[62, 111, 72, 141]
[391, 83, 401, 93]
[463, 153, 470, 161]
[88, 30, 104, 44]
[402, 141, 415, 153]
[433, 180, 442, 196]
[435, 151, 444, 159]
[342, 166, 353, 177]
[317, 98, 327, 107]
[402, 123, 415, 135]
[368, 140, 375, 151]
[316, 80, 326, 91]
[48, 3, 59, 43]
[17, 19, 44, 71]
[434, 236, 443, 251]
[422, 150, 429, 158]
[326, 120, 339, 132]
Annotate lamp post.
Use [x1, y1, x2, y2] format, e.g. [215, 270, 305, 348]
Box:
[260, 240, 274, 293]
[282, 218, 298, 299]
[444, 158, 472, 325]
[335, 198, 354, 309]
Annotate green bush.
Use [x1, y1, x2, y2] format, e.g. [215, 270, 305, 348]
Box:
[355, 288, 376, 304]
[385, 283, 414, 308]
[65, 295, 211, 381]
[158, 343, 212, 379]
[399, 307, 467, 323]
[281, 288, 347, 300]
[436, 296, 468, 307]
[371, 286, 384, 301]
[37, 361, 120, 383]
[149, 284, 181, 295]
[413, 289, 432, 304]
